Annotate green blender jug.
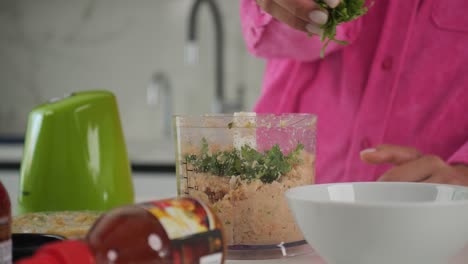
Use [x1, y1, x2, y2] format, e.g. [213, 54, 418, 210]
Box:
[18, 90, 134, 214]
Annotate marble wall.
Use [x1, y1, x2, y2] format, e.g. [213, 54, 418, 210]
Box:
[0, 0, 265, 142]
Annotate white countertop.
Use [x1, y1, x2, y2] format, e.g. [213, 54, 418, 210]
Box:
[0, 140, 175, 164]
[0, 138, 322, 264]
[227, 253, 324, 264]
[0, 145, 23, 162]
[0, 170, 324, 264]
[126, 139, 175, 164]
[0, 170, 178, 215]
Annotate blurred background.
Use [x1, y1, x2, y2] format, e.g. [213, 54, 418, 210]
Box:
[0, 0, 265, 167]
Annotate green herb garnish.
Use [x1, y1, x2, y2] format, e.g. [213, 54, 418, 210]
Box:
[185, 138, 304, 183]
[315, 0, 370, 58]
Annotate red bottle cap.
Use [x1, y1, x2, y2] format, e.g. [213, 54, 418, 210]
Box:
[17, 240, 95, 264]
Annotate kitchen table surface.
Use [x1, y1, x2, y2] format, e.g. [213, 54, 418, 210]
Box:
[0, 140, 176, 164]
[0, 170, 178, 215]
[227, 253, 324, 264]
[1, 169, 325, 263]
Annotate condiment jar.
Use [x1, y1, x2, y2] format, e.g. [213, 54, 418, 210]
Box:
[18, 197, 225, 264]
[0, 180, 12, 264]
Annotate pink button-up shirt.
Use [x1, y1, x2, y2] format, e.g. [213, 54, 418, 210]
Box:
[240, 0, 468, 183]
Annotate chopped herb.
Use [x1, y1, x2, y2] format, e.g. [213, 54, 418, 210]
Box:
[315, 0, 370, 58]
[185, 139, 304, 183]
[227, 122, 234, 129]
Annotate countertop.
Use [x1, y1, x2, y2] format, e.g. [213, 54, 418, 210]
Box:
[0, 170, 178, 215]
[0, 144, 22, 163]
[227, 254, 324, 264]
[0, 140, 323, 264]
[0, 140, 176, 165]
[0, 169, 324, 264]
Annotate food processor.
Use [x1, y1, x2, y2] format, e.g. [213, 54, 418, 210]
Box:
[174, 113, 317, 259]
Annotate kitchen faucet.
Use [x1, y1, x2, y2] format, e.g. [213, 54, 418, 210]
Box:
[186, 0, 243, 113]
[147, 72, 173, 138]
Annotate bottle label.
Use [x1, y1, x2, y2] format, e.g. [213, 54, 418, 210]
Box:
[141, 198, 217, 240]
[200, 252, 223, 264]
[140, 198, 224, 264]
[0, 240, 12, 264]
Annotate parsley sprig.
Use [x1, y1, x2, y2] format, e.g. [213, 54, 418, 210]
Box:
[315, 0, 370, 58]
[185, 138, 304, 183]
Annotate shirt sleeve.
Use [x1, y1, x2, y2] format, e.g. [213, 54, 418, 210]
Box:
[448, 141, 468, 165]
[240, 0, 363, 62]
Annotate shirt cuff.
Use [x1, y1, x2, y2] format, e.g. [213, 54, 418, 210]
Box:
[241, 0, 274, 27]
[240, 0, 275, 50]
[448, 141, 468, 165]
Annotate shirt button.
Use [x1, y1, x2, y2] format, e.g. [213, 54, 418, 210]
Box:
[360, 137, 371, 150]
[382, 57, 393, 71]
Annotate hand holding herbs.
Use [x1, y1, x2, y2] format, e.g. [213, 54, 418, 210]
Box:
[255, 0, 338, 33]
[254, 0, 369, 58]
[315, 0, 370, 58]
[185, 138, 304, 184]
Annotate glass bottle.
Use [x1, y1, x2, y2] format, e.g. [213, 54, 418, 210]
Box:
[18, 197, 225, 264]
[0, 181, 12, 264]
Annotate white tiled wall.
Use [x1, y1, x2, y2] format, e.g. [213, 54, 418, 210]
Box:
[0, 0, 265, 142]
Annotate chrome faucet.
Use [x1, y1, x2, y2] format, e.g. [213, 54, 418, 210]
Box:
[147, 72, 173, 138]
[186, 0, 243, 113]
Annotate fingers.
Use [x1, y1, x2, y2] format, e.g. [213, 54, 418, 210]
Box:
[261, 0, 314, 33]
[378, 155, 447, 182]
[421, 166, 466, 185]
[256, 0, 328, 35]
[420, 174, 446, 184]
[364, 144, 468, 185]
[360, 144, 422, 165]
[322, 0, 341, 8]
[274, 0, 327, 24]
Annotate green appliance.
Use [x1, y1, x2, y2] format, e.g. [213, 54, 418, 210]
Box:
[18, 90, 134, 214]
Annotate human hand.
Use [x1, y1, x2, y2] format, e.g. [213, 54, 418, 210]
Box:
[255, 0, 340, 35]
[360, 144, 468, 186]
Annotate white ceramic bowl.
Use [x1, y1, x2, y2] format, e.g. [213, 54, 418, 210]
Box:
[285, 182, 468, 264]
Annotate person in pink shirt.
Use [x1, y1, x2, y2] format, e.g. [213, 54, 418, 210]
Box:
[240, 0, 468, 185]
